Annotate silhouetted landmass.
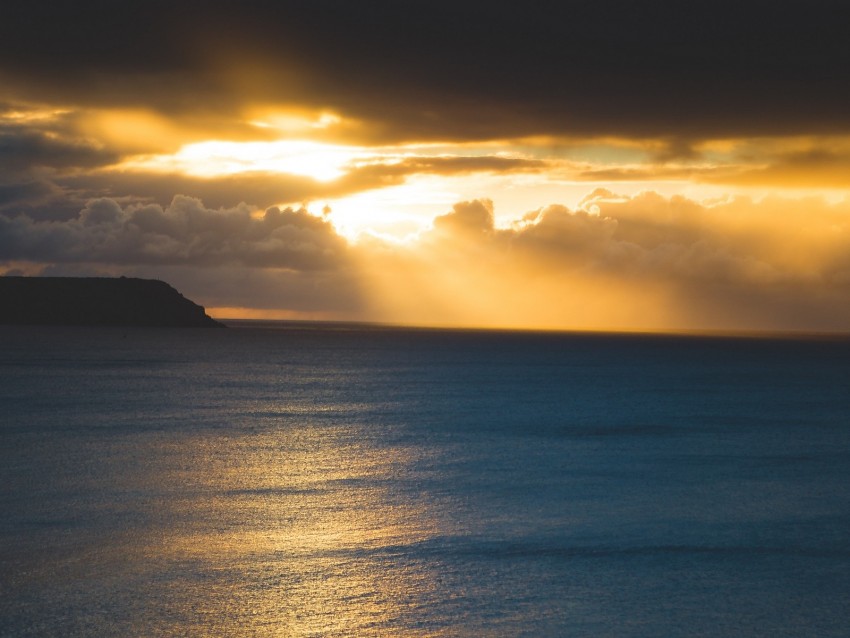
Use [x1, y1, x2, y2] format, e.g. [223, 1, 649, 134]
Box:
[0, 277, 224, 327]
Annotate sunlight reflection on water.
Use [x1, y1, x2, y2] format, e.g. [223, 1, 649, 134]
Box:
[3, 325, 850, 636]
[135, 425, 455, 636]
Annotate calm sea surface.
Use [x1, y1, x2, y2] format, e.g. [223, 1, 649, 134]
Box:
[1, 323, 850, 637]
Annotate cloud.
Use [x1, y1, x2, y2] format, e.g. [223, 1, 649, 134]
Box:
[567, 137, 850, 189]
[0, 127, 116, 173]
[368, 156, 547, 176]
[0, 195, 349, 270]
[5, 188, 850, 332]
[514, 192, 850, 290]
[0, 100, 552, 217]
[706, 148, 850, 188]
[3, 2, 850, 143]
[357, 191, 850, 332]
[432, 199, 495, 236]
[0, 108, 117, 217]
[4, 2, 848, 333]
[60, 171, 336, 213]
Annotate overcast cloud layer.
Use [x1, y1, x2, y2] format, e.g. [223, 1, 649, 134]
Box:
[3, 1, 850, 142]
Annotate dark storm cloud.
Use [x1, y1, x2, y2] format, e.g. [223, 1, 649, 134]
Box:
[3, 1, 850, 141]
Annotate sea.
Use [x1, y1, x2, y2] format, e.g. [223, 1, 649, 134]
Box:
[1, 322, 849, 637]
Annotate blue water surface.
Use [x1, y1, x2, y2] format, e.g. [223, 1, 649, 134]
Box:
[1, 323, 849, 636]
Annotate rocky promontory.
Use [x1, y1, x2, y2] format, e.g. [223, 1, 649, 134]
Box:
[0, 277, 224, 327]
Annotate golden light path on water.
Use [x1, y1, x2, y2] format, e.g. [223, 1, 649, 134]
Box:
[136, 412, 455, 636]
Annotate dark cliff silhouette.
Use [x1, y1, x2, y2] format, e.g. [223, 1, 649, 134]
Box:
[0, 277, 224, 327]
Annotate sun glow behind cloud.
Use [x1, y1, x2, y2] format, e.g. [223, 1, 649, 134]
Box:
[5, 97, 850, 332]
[7, 102, 850, 333]
[5, 2, 850, 333]
[110, 130, 847, 247]
[313, 176, 465, 240]
[246, 108, 345, 134]
[122, 140, 364, 181]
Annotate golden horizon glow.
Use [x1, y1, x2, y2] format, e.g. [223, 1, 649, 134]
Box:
[207, 306, 352, 322]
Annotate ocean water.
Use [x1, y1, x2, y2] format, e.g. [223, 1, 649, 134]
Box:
[1, 323, 850, 637]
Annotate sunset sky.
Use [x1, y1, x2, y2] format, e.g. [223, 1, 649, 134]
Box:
[3, 1, 850, 332]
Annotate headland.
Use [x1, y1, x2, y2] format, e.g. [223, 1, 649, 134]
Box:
[0, 276, 223, 327]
